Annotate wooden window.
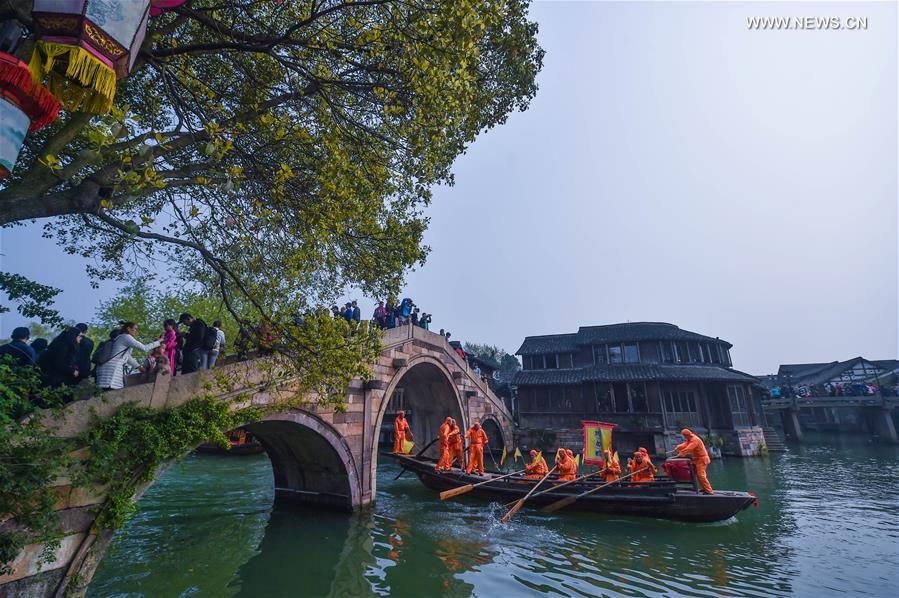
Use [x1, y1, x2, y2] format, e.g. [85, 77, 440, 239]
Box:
[594, 382, 613, 412]
[623, 343, 640, 363]
[594, 345, 608, 365]
[559, 353, 573, 368]
[661, 341, 674, 363]
[544, 354, 558, 369]
[629, 382, 648, 412]
[728, 385, 750, 427]
[608, 344, 623, 364]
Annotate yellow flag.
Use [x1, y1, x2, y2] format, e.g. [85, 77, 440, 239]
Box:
[402, 439, 415, 454]
[500, 446, 508, 466]
[574, 454, 581, 468]
[513, 447, 522, 462]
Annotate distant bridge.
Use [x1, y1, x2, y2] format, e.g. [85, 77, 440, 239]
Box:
[761, 395, 899, 444]
[0, 325, 513, 597]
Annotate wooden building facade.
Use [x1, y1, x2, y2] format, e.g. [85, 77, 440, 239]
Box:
[512, 322, 765, 457]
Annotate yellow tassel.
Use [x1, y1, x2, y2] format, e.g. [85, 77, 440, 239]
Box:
[29, 42, 116, 114]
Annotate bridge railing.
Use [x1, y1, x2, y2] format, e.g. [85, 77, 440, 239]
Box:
[762, 395, 892, 410]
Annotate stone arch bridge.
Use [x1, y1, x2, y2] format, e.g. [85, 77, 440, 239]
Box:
[0, 326, 513, 597]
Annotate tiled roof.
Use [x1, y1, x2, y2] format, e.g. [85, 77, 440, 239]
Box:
[512, 364, 757, 386]
[469, 353, 501, 371]
[577, 322, 728, 347]
[516, 333, 578, 355]
[777, 357, 899, 385]
[517, 322, 731, 355]
[512, 369, 582, 385]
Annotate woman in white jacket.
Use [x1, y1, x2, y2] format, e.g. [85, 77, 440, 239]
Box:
[95, 322, 161, 390]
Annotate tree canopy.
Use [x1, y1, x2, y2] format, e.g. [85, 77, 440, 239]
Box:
[0, 0, 543, 401]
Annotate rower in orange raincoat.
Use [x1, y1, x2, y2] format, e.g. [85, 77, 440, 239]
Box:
[601, 449, 620, 483]
[524, 450, 548, 479]
[638, 447, 657, 481]
[393, 410, 412, 454]
[675, 428, 713, 494]
[628, 450, 654, 483]
[447, 418, 464, 469]
[465, 421, 488, 475]
[556, 449, 577, 481]
[435, 417, 453, 472]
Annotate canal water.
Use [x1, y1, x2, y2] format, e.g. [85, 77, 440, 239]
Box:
[88, 434, 899, 597]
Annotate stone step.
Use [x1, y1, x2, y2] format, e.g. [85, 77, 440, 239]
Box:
[762, 427, 787, 451]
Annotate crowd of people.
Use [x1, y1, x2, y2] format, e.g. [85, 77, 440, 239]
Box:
[770, 381, 898, 399]
[370, 298, 432, 330]
[0, 313, 228, 398]
[392, 411, 715, 494]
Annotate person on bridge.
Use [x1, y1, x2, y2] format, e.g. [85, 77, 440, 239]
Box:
[601, 449, 620, 483]
[556, 449, 577, 481]
[393, 410, 413, 454]
[675, 428, 713, 494]
[435, 417, 453, 472]
[465, 421, 488, 475]
[447, 418, 464, 469]
[524, 450, 548, 479]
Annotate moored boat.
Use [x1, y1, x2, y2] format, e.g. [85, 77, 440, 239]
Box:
[386, 453, 757, 523]
[197, 428, 265, 455]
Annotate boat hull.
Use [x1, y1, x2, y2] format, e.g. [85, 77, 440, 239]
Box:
[387, 453, 756, 523]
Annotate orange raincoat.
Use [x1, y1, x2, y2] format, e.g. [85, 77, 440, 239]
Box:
[393, 413, 411, 454]
[465, 423, 488, 474]
[601, 450, 620, 483]
[448, 421, 464, 469]
[675, 428, 713, 494]
[628, 451, 654, 482]
[525, 450, 548, 479]
[435, 418, 453, 471]
[556, 450, 577, 481]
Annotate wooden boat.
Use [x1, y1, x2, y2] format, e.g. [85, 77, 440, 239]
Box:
[386, 453, 757, 523]
[196, 429, 265, 455]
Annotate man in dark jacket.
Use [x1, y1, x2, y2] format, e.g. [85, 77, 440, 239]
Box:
[39, 328, 81, 386]
[74, 323, 94, 382]
[0, 327, 37, 366]
[178, 313, 207, 374]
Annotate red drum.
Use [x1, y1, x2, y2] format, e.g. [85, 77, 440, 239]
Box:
[663, 459, 693, 482]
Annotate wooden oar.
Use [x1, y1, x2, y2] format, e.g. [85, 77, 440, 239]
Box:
[542, 469, 639, 513]
[501, 465, 558, 524]
[439, 469, 526, 501]
[415, 437, 439, 458]
[502, 469, 604, 509]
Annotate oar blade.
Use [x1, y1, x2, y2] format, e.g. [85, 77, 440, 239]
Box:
[501, 499, 524, 524]
[542, 495, 576, 513]
[439, 484, 473, 501]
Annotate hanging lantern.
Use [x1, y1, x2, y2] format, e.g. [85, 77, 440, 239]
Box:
[0, 51, 61, 178]
[29, 0, 151, 114]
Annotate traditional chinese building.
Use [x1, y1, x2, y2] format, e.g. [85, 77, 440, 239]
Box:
[511, 322, 765, 456]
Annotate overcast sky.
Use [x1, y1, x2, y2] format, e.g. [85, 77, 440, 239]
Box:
[1, 1, 896, 374]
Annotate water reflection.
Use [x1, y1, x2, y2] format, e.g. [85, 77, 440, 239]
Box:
[89, 435, 899, 597]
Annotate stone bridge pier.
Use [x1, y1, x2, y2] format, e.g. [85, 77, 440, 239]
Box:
[0, 325, 513, 596]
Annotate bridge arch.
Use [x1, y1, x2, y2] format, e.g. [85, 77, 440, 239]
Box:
[480, 415, 505, 450]
[243, 411, 361, 509]
[370, 356, 467, 487]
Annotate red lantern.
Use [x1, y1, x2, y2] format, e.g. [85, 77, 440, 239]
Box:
[0, 51, 61, 178]
[29, 0, 151, 114]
